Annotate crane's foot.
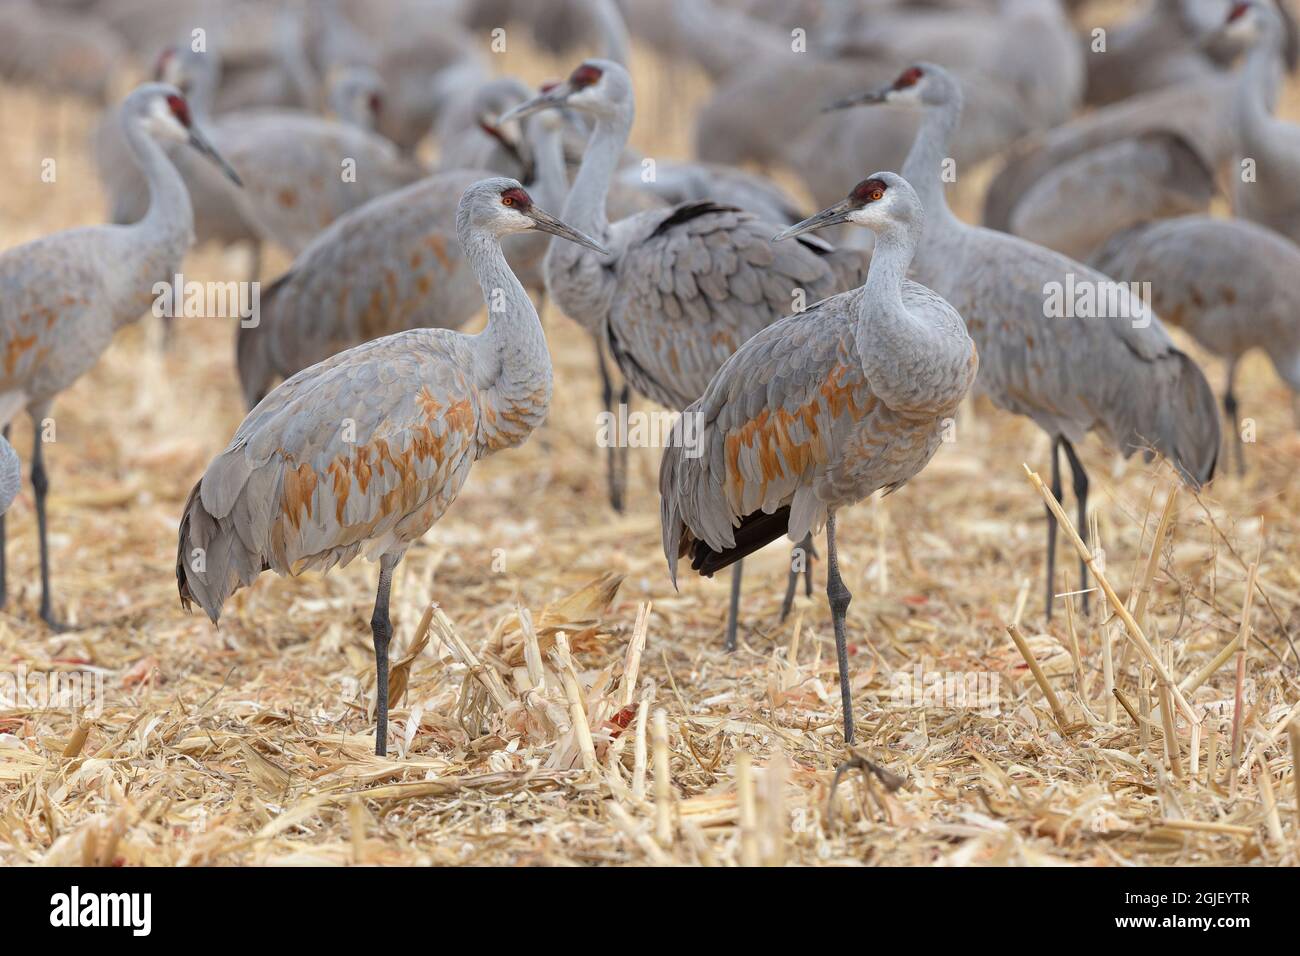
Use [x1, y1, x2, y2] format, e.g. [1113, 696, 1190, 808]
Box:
[39, 606, 70, 633]
[826, 747, 906, 828]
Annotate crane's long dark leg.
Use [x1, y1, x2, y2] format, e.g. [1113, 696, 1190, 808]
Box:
[724, 559, 743, 652]
[1224, 357, 1245, 478]
[1060, 439, 1090, 616]
[825, 514, 855, 744]
[780, 533, 817, 622]
[0, 424, 9, 609]
[616, 381, 631, 511]
[31, 429, 61, 630]
[370, 557, 396, 757]
[1045, 436, 1062, 622]
[595, 339, 625, 513]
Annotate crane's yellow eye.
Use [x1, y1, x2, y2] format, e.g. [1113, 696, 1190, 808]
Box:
[502, 197, 514, 206]
[869, 189, 884, 202]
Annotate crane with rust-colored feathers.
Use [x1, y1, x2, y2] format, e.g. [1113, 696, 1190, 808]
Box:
[661, 172, 977, 744]
[0, 83, 241, 628]
[500, 60, 872, 649]
[828, 63, 1221, 620]
[176, 178, 606, 757]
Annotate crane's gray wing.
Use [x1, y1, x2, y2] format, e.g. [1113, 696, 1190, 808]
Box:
[950, 230, 1219, 485]
[190, 330, 481, 612]
[1009, 131, 1215, 261]
[608, 202, 868, 410]
[216, 113, 424, 253]
[983, 75, 1231, 231]
[661, 292, 915, 577]
[238, 172, 481, 404]
[1090, 216, 1300, 365]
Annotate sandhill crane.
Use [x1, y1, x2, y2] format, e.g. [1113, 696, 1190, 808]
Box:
[236, 103, 571, 407]
[660, 173, 977, 743]
[1091, 215, 1300, 475]
[0, 83, 241, 627]
[830, 63, 1221, 619]
[176, 178, 606, 757]
[501, 60, 872, 647]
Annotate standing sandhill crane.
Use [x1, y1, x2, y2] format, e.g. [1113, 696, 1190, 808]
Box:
[0, 83, 241, 627]
[661, 173, 977, 743]
[829, 63, 1221, 619]
[501, 60, 872, 648]
[235, 101, 571, 407]
[176, 178, 606, 757]
[1091, 215, 1300, 476]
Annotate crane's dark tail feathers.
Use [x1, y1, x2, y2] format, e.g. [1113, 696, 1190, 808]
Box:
[1154, 351, 1221, 491]
[176, 479, 267, 625]
[235, 271, 291, 410]
[688, 506, 792, 578]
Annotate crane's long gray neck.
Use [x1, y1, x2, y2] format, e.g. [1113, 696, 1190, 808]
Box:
[589, 0, 630, 65]
[111, 116, 195, 328]
[856, 215, 947, 408]
[462, 223, 553, 450]
[1235, 28, 1285, 144]
[900, 97, 961, 233]
[563, 107, 631, 239]
[529, 120, 568, 212]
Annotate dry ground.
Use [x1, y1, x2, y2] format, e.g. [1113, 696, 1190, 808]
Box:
[1, 23, 1299, 866]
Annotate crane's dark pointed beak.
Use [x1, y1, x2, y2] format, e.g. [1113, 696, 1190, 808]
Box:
[526, 205, 609, 255]
[498, 85, 571, 125]
[187, 125, 243, 187]
[772, 199, 856, 241]
[824, 85, 891, 112]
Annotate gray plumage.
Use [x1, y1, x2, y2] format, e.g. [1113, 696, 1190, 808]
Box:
[218, 111, 423, 255]
[1091, 216, 1300, 390]
[1007, 131, 1216, 261]
[981, 19, 1282, 237]
[615, 160, 807, 227]
[661, 174, 976, 565]
[503, 60, 870, 412]
[236, 108, 573, 407]
[1226, 2, 1300, 243]
[0, 434, 18, 517]
[1082, 0, 1222, 107]
[660, 172, 976, 742]
[1, 83, 237, 625]
[866, 62, 1219, 617]
[1090, 214, 1300, 473]
[177, 177, 604, 756]
[896, 64, 1220, 484]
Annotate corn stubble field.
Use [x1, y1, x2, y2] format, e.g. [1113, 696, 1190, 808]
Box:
[2, 27, 1300, 868]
